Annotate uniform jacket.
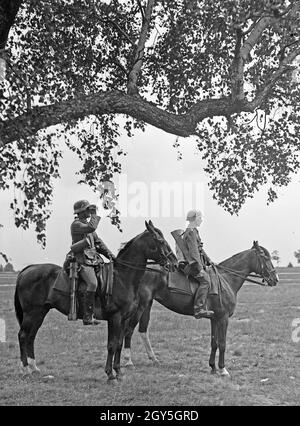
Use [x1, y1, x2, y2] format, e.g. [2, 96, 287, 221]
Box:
[70, 214, 112, 265]
[182, 227, 211, 272]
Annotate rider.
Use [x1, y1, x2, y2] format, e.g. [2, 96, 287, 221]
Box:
[183, 209, 214, 319]
[71, 200, 116, 325]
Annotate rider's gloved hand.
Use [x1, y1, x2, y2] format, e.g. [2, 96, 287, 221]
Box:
[88, 204, 98, 214]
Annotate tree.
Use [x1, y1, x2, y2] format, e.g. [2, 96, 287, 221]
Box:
[0, 263, 3, 272]
[0, 1, 22, 50]
[0, 251, 8, 263]
[287, 262, 293, 267]
[294, 249, 300, 264]
[271, 250, 280, 266]
[3, 261, 14, 272]
[0, 0, 299, 245]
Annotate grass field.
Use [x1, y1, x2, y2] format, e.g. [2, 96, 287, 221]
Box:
[0, 273, 299, 406]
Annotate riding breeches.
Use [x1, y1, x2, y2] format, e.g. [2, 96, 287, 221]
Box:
[194, 269, 210, 288]
[193, 269, 211, 311]
[79, 265, 98, 292]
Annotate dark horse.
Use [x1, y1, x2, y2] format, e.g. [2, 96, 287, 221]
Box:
[122, 241, 279, 377]
[14, 220, 178, 382]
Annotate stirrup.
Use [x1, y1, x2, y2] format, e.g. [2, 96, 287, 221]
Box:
[83, 316, 101, 325]
[194, 309, 214, 319]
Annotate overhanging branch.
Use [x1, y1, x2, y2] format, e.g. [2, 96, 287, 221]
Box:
[0, 91, 254, 146]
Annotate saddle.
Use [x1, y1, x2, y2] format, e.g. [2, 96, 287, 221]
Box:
[168, 264, 225, 297]
[47, 262, 114, 307]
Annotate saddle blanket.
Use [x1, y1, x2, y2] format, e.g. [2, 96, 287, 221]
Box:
[168, 265, 227, 296]
[51, 262, 114, 297]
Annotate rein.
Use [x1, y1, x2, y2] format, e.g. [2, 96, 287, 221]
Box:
[216, 264, 268, 286]
[114, 258, 167, 273]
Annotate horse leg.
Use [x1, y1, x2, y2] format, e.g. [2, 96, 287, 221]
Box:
[105, 315, 121, 383]
[138, 301, 158, 364]
[128, 289, 158, 365]
[209, 318, 218, 374]
[18, 307, 49, 376]
[218, 315, 230, 377]
[26, 306, 50, 374]
[18, 313, 32, 376]
[123, 299, 157, 367]
[113, 319, 126, 380]
[123, 319, 135, 368]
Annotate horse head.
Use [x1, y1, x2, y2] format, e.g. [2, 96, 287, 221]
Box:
[252, 241, 279, 287]
[145, 220, 178, 271]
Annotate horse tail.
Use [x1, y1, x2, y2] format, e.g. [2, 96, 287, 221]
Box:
[14, 286, 23, 326]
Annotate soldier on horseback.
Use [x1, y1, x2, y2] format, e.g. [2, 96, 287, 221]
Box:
[183, 209, 214, 319]
[71, 200, 116, 325]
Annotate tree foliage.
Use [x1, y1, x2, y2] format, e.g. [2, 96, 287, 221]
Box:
[294, 249, 300, 263]
[0, 0, 299, 245]
[271, 249, 280, 265]
[3, 261, 14, 271]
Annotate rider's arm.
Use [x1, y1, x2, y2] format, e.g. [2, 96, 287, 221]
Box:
[72, 214, 100, 234]
[201, 249, 213, 266]
[183, 229, 202, 266]
[94, 233, 115, 260]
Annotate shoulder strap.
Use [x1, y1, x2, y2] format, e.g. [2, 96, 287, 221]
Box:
[87, 233, 95, 249]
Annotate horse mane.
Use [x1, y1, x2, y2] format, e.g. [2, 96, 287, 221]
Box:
[117, 232, 145, 258]
[218, 244, 270, 267]
[218, 249, 251, 266]
[260, 246, 270, 257]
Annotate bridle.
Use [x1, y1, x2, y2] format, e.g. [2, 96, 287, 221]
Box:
[253, 247, 277, 286]
[115, 234, 175, 273]
[217, 247, 277, 287]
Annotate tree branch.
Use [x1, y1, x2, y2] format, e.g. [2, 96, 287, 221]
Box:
[230, 28, 244, 101]
[248, 46, 300, 110]
[0, 90, 257, 147]
[0, 0, 22, 50]
[136, 0, 145, 21]
[127, 0, 154, 95]
[101, 17, 136, 47]
[230, 15, 273, 102]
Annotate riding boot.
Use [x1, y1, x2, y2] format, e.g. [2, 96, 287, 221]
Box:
[193, 277, 214, 319]
[83, 291, 101, 325]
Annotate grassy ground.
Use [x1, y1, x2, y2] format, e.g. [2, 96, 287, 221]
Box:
[0, 275, 299, 406]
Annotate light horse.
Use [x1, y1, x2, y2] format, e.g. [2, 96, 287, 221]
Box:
[123, 241, 279, 377]
[14, 220, 178, 382]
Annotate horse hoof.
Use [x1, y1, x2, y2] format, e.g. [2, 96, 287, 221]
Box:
[210, 369, 217, 375]
[21, 369, 32, 379]
[124, 361, 135, 369]
[107, 377, 117, 385]
[20, 366, 32, 377]
[117, 374, 124, 382]
[150, 357, 160, 365]
[219, 368, 230, 378]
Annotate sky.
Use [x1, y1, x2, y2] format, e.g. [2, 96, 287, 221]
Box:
[1, 124, 300, 270]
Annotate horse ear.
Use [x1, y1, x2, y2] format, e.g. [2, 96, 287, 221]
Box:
[252, 240, 259, 248]
[149, 220, 155, 229]
[145, 220, 154, 233]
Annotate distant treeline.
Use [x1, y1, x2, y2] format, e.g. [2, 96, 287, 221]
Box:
[0, 262, 15, 272]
